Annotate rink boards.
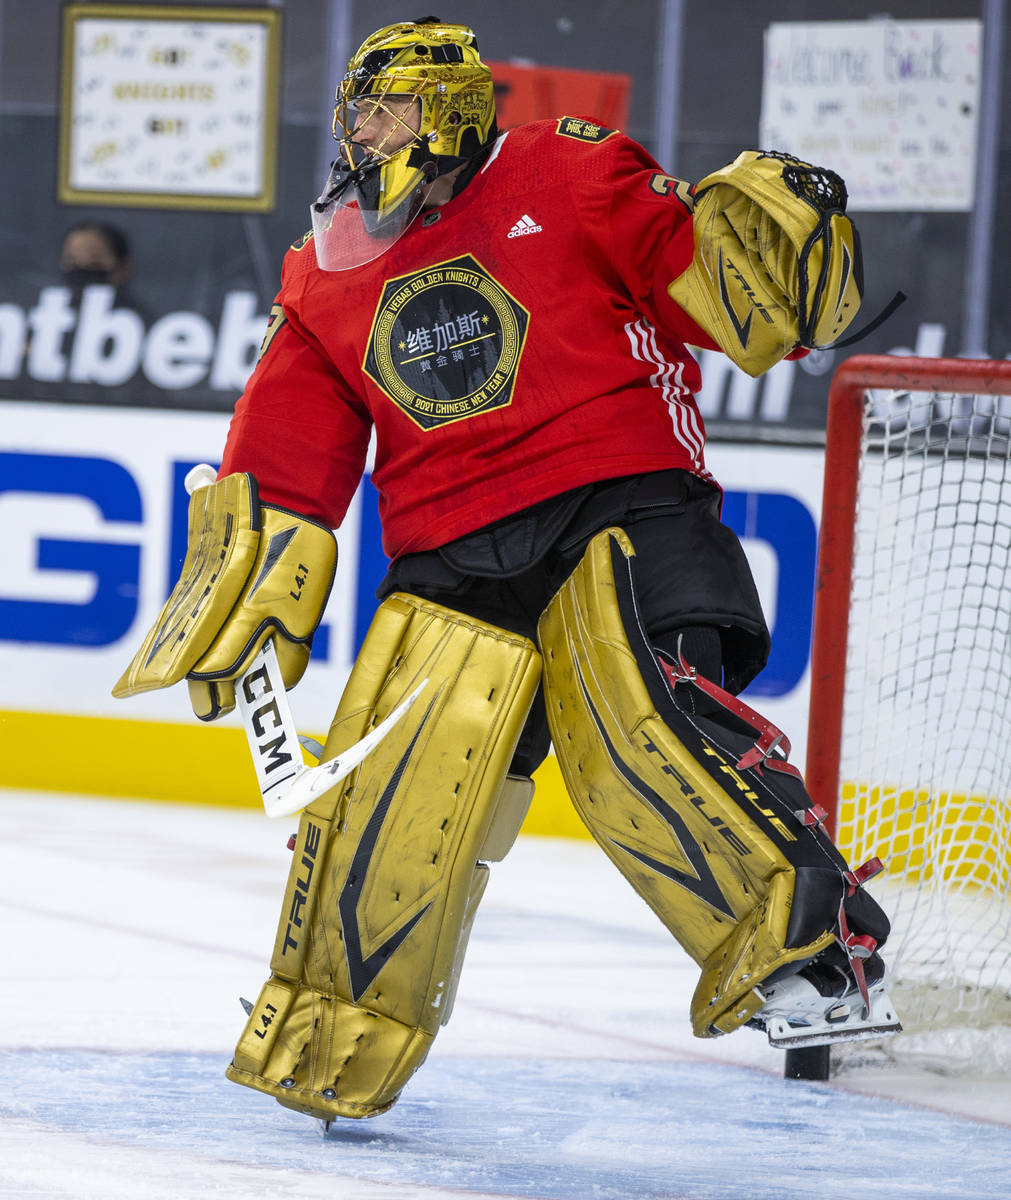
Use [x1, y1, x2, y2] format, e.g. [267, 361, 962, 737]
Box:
[1, 399, 823, 835]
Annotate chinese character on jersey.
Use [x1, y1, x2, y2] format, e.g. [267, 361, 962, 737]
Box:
[406, 327, 433, 354]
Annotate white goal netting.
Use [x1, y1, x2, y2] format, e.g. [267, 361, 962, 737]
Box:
[830, 377, 1011, 1075]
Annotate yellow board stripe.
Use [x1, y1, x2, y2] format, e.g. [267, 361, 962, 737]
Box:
[0, 711, 591, 837]
[1, 710, 258, 807]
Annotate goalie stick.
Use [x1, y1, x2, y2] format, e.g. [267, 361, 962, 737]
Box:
[235, 637, 428, 819]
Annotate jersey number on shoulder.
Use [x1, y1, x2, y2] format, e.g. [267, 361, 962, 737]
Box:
[649, 173, 694, 213]
[257, 304, 287, 362]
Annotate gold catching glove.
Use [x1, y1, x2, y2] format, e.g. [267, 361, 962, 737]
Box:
[112, 471, 337, 721]
[668, 150, 863, 376]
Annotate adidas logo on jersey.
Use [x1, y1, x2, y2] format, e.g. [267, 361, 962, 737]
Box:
[507, 214, 543, 238]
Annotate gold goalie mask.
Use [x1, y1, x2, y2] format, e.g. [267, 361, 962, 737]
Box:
[311, 18, 498, 271]
[669, 150, 866, 376]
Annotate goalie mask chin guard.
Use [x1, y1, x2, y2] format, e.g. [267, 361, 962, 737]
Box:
[312, 18, 497, 271]
[311, 152, 438, 272]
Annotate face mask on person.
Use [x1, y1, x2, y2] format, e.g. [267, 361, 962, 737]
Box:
[63, 267, 114, 290]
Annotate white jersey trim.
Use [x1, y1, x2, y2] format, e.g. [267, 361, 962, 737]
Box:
[480, 132, 509, 174]
[624, 317, 710, 478]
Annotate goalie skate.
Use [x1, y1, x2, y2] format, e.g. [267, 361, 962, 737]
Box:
[752, 946, 902, 1050]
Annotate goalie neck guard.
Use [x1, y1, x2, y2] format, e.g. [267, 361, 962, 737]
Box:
[312, 18, 498, 271]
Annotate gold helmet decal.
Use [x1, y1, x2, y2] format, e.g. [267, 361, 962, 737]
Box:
[310, 18, 498, 271]
[336, 19, 496, 170]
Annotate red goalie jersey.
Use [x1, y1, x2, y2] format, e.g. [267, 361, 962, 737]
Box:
[220, 117, 722, 558]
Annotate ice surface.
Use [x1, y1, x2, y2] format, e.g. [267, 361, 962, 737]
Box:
[3, 790, 1010, 1199]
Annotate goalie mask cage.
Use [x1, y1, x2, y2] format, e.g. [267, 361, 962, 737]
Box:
[803, 354, 1011, 1078]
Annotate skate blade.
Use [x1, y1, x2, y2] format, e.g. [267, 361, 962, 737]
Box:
[767, 1015, 903, 1049]
[765, 990, 902, 1050]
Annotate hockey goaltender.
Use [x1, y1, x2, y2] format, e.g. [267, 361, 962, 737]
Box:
[113, 17, 901, 1124]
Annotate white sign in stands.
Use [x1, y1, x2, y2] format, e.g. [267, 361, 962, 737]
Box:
[236, 638, 429, 819]
[760, 19, 982, 212]
[59, 4, 280, 211]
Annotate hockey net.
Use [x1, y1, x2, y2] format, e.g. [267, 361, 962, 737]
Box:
[807, 355, 1011, 1075]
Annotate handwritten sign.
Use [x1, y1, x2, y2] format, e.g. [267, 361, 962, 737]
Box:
[760, 20, 981, 211]
[59, 5, 280, 211]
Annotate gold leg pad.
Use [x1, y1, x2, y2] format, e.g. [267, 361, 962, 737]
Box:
[228, 593, 541, 1118]
[539, 528, 838, 1039]
[690, 875, 835, 1037]
[226, 977, 433, 1121]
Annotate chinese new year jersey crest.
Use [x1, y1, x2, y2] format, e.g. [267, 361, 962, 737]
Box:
[363, 254, 530, 430]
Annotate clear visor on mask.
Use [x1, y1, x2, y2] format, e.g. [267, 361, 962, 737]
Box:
[310, 152, 436, 272]
[311, 89, 437, 271]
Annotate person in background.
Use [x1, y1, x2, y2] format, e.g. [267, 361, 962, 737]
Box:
[59, 220, 133, 298]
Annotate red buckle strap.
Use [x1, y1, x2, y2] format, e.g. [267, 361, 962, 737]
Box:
[844, 857, 885, 889]
[841, 932, 878, 960]
[657, 648, 802, 779]
[836, 903, 872, 1013]
[834, 856, 886, 1013]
